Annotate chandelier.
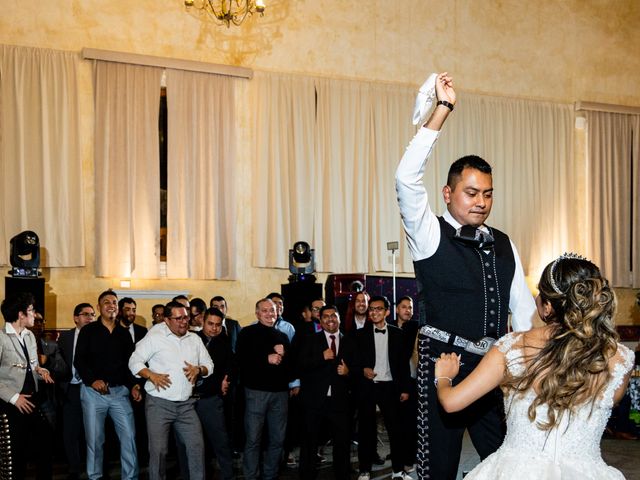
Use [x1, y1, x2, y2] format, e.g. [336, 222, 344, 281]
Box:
[184, 0, 266, 27]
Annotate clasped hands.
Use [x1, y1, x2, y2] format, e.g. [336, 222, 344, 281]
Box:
[144, 361, 204, 392]
[267, 344, 285, 365]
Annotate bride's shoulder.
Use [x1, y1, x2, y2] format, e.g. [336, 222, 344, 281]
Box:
[611, 343, 635, 371]
[495, 327, 548, 354]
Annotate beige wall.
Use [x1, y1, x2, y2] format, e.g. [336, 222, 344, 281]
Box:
[1, 0, 639, 327]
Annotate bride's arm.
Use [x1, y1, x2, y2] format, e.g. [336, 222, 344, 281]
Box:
[434, 347, 506, 413]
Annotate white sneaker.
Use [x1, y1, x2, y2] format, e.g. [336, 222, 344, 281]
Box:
[357, 473, 371, 480]
[412, 73, 437, 125]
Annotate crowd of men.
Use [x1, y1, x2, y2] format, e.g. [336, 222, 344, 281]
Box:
[0, 288, 420, 480]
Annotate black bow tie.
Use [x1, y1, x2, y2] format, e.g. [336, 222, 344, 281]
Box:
[374, 328, 386, 334]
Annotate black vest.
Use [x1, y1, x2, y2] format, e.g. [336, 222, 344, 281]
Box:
[414, 217, 515, 341]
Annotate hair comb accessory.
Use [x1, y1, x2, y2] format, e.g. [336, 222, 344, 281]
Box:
[548, 252, 588, 294]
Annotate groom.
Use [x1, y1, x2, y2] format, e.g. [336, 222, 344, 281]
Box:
[395, 72, 536, 479]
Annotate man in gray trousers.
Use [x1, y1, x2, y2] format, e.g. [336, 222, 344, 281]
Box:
[129, 300, 214, 480]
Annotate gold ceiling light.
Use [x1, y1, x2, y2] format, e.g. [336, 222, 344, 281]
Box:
[184, 0, 266, 27]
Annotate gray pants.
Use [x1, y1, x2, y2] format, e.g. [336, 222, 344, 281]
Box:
[145, 395, 204, 480]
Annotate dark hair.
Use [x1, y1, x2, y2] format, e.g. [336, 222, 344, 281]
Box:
[190, 298, 207, 313]
[344, 290, 370, 333]
[447, 155, 492, 188]
[164, 301, 188, 318]
[266, 292, 283, 301]
[305, 298, 325, 310]
[73, 302, 93, 317]
[1, 292, 36, 323]
[98, 289, 117, 303]
[210, 295, 226, 307]
[397, 295, 413, 305]
[319, 305, 339, 317]
[204, 307, 225, 321]
[118, 297, 136, 310]
[172, 295, 189, 302]
[152, 304, 164, 312]
[369, 295, 390, 310]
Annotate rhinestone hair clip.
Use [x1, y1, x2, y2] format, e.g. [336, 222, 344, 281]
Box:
[548, 252, 588, 294]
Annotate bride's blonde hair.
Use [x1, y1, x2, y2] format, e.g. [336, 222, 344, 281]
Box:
[503, 256, 619, 430]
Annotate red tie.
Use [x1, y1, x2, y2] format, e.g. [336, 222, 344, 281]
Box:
[329, 334, 336, 356]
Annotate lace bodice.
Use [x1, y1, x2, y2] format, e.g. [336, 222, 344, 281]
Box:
[496, 332, 634, 463]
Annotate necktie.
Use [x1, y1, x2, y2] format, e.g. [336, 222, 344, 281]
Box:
[374, 328, 386, 334]
[329, 335, 336, 356]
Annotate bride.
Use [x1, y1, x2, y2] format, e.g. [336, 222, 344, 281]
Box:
[434, 254, 634, 479]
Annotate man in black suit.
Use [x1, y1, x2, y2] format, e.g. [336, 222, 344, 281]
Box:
[210, 295, 243, 453]
[118, 297, 147, 344]
[298, 305, 352, 480]
[209, 296, 241, 353]
[353, 295, 411, 480]
[117, 296, 149, 467]
[194, 308, 235, 479]
[58, 302, 95, 480]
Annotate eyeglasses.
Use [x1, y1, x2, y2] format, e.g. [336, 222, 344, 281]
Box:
[79, 312, 96, 317]
[369, 306, 387, 312]
[311, 307, 321, 312]
[169, 315, 190, 322]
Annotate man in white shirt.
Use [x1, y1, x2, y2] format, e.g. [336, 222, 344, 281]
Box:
[395, 72, 536, 479]
[129, 300, 214, 480]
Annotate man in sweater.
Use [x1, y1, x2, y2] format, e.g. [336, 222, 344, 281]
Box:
[236, 298, 293, 480]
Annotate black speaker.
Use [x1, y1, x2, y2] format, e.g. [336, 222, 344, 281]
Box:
[281, 280, 323, 328]
[5, 276, 46, 314]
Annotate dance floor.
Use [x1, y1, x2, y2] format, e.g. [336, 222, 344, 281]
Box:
[42, 429, 640, 479]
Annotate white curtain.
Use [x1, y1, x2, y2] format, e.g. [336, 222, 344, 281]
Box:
[165, 69, 237, 280]
[252, 72, 574, 277]
[0, 45, 83, 267]
[94, 61, 163, 278]
[251, 72, 317, 269]
[252, 73, 414, 273]
[585, 111, 640, 287]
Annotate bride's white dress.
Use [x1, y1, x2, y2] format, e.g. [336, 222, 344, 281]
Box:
[466, 332, 634, 480]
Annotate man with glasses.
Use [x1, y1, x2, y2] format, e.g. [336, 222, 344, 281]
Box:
[353, 296, 411, 480]
[58, 303, 95, 479]
[0, 292, 55, 479]
[129, 300, 213, 480]
[74, 290, 142, 480]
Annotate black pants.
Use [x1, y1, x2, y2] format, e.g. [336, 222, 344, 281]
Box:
[62, 384, 85, 475]
[357, 381, 403, 474]
[398, 378, 417, 467]
[0, 399, 53, 480]
[416, 336, 505, 480]
[299, 395, 350, 480]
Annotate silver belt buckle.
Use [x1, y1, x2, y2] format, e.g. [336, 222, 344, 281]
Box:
[464, 337, 496, 356]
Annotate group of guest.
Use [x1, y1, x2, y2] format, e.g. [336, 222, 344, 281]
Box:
[0, 287, 422, 480]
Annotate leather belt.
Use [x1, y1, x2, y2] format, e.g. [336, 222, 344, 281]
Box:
[420, 325, 496, 356]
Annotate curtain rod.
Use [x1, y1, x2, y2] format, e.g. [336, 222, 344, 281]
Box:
[82, 48, 252, 79]
[575, 101, 640, 115]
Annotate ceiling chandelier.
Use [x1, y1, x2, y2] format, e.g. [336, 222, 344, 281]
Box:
[184, 0, 266, 27]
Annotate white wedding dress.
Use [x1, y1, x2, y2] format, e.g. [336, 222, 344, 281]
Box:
[466, 332, 634, 480]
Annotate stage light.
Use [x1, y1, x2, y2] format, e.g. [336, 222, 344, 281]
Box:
[10, 230, 41, 277]
[288, 241, 315, 282]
